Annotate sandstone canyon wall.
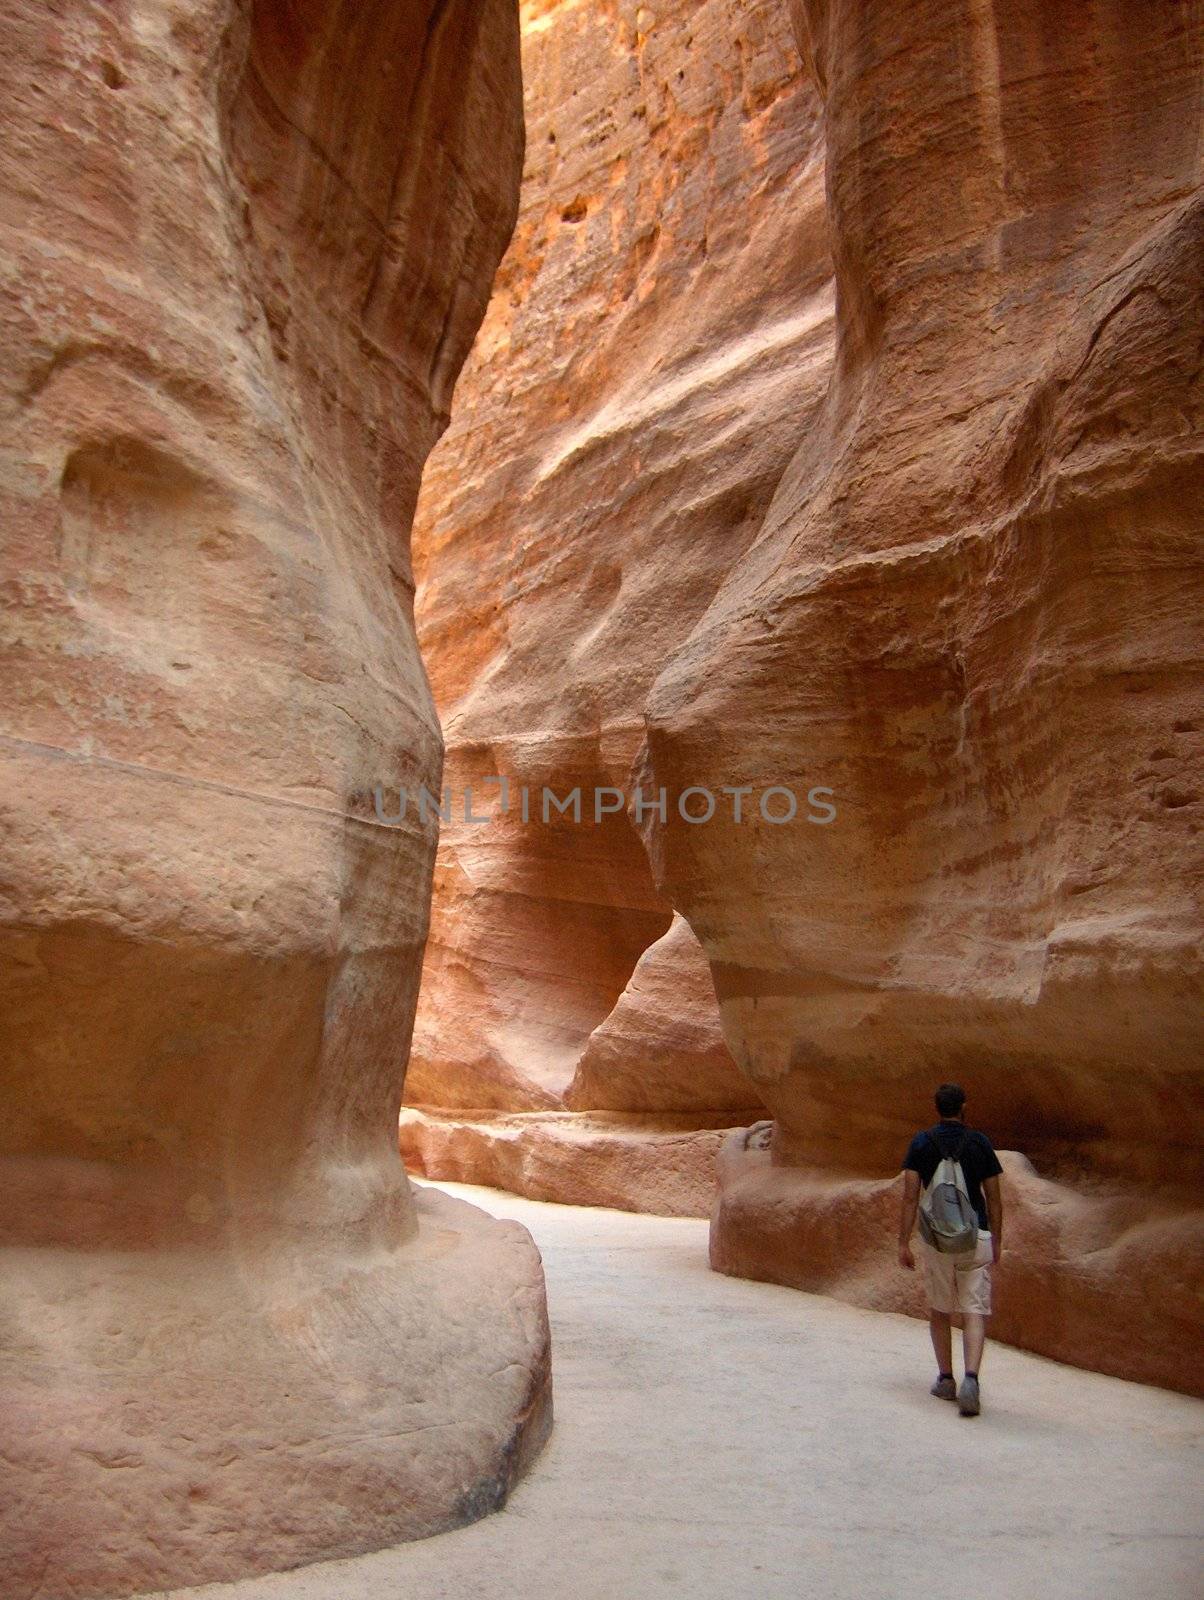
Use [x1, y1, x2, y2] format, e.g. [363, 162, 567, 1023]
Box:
[406, 0, 1201, 1392]
[0, 4, 549, 1596]
[642, 0, 1204, 1391]
[403, 0, 835, 1213]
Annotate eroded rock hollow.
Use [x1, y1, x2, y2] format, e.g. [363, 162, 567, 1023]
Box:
[0, 2, 549, 1594]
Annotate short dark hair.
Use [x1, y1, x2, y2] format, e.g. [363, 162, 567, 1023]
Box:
[934, 1082, 966, 1117]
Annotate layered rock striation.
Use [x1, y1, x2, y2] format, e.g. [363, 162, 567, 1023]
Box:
[404, 0, 834, 1208]
[0, 3, 549, 1594]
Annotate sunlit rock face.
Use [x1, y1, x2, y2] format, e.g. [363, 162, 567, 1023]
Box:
[0, 3, 550, 1594]
[405, 0, 834, 1202]
[644, 0, 1203, 1390]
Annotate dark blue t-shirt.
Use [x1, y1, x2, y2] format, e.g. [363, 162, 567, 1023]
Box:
[902, 1122, 1003, 1231]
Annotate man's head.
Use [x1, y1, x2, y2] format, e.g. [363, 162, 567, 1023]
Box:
[934, 1082, 966, 1119]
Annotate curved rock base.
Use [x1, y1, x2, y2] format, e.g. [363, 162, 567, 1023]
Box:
[0, 1185, 551, 1600]
[402, 1107, 741, 1218]
[712, 1128, 1203, 1398]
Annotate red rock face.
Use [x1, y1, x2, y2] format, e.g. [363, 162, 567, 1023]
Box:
[644, 0, 1203, 1390]
[406, 0, 833, 1196]
[0, 2, 550, 1593]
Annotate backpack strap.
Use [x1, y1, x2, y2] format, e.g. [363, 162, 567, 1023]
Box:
[931, 1126, 968, 1163]
[926, 1128, 970, 1190]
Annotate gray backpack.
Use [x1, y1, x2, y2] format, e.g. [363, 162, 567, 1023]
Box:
[917, 1133, 979, 1255]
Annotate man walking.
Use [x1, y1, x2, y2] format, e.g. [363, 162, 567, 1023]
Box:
[897, 1083, 1003, 1416]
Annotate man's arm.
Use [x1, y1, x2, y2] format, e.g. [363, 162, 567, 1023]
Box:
[898, 1168, 920, 1270]
[983, 1173, 1003, 1264]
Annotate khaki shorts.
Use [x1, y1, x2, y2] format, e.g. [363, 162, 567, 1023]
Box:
[918, 1229, 993, 1316]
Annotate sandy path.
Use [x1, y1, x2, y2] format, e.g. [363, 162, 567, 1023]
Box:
[160, 1181, 1203, 1600]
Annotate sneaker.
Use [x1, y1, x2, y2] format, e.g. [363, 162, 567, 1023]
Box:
[957, 1376, 981, 1416]
[930, 1375, 957, 1401]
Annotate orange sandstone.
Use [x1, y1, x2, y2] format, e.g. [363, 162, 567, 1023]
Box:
[0, 3, 549, 1594]
[406, 0, 832, 1201]
[646, 0, 1204, 1393]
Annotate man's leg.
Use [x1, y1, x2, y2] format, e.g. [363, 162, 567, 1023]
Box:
[957, 1238, 992, 1415]
[929, 1310, 954, 1374]
[928, 1311, 957, 1398]
[919, 1242, 957, 1397]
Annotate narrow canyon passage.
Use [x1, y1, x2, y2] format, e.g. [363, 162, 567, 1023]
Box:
[163, 1183, 1203, 1600]
[2, 0, 1200, 1591]
[402, 0, 1204, 1398]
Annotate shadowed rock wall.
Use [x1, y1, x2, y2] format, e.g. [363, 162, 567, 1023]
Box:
[0, 2, 550, 1594]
